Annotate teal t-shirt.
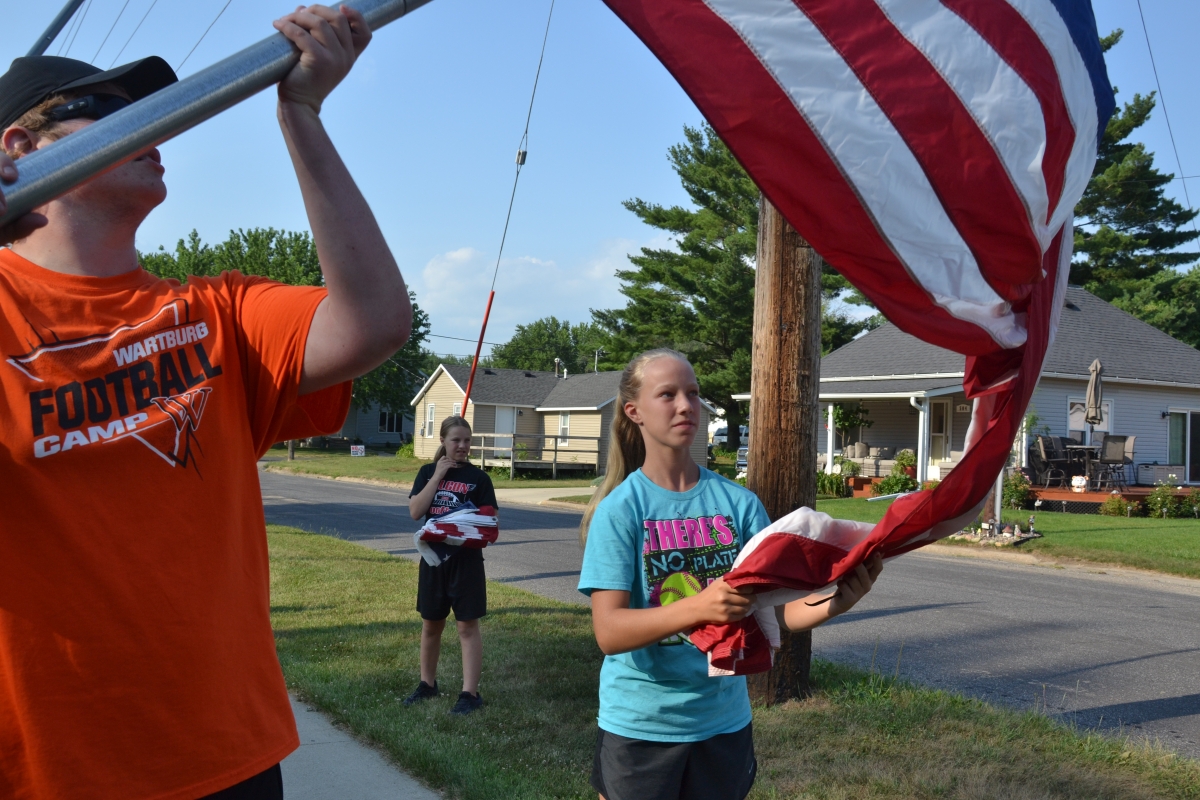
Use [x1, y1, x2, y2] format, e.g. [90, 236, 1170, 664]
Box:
[577, 468, 771, 742]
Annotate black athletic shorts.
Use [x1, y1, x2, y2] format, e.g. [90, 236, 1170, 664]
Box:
[417, 549, 487, 622]
[590, 723, 756, 800]
[200, 764, 282, 799]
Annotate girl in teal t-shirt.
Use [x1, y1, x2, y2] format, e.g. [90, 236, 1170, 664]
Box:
[578, 349, 882, 800]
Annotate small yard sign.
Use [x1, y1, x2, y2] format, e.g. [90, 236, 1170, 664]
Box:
[350, 445, 366, 457]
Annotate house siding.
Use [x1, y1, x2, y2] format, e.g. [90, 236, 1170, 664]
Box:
[538, 410, 603, 466]
[691, 407, 710, 466]
[337, 404, 412, 444]
[598, 404, 614, 470]
[1028, 377, 1200, 473]
[413, 372, 470, 460]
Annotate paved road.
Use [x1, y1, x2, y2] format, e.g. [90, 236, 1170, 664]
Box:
[261, 470, 1200, 759]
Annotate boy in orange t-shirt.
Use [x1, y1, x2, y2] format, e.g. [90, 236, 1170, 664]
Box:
[0, 6, 412, 799]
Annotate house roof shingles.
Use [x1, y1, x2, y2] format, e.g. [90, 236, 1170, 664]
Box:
[439, 365, 561, 407]
[539, 371, 623, 409]
[430, 365, 622, 409]
[822, 286, 1200, 387]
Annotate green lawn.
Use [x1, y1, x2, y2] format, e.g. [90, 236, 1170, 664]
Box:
[816, 497, 1200, 579]
[548, 495, 593, 505]
[269, 526, 1200, 800]
[261, 450, 598, 490]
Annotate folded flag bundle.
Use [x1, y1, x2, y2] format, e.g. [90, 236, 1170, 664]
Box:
[414, 506, 499, 567]
[688, 507, 876, 676]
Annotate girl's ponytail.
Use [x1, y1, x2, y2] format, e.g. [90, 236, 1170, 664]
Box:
[580, 348, 689, 543]
[433, 415, 472, 462]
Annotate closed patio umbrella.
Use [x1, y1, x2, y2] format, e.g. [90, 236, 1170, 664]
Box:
[1085, 359, 1104, 426]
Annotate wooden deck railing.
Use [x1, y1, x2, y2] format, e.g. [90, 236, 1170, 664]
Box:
[469, 431, 602, 479]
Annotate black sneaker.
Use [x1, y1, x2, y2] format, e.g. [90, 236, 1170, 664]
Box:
[450, 691, 483, 715]
[403, 681, 438, 706]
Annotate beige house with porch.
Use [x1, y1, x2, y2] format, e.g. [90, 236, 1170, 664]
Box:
[411, 364, 713, 473]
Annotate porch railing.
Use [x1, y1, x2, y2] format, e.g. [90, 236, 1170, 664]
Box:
[469, 432, 602, 479]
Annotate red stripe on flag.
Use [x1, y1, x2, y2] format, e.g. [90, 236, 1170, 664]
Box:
[942, 0, 1076, 220]
[601, 0, 1006, 355]
[794, 0, 1043, 294]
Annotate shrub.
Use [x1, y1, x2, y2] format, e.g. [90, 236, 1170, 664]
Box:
[817, 472, 851, 498]
[871, 473, 918, 496]
[834, 456, 861, 477]
[921, 480, 940, 491]
[1099, 493, 1142, 517]
[1185, 488, 1200, 519]
[893, 449, 917, 468]
[1146, 482, 1185, 518]
[1002, 471, 1035, 509]
[396, 441, 414, 458]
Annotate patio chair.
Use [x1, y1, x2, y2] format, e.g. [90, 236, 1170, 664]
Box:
[1122, 435, 1137, 485]
[1094, 434, 1129, 491]
[1033, 436, 1068, 488]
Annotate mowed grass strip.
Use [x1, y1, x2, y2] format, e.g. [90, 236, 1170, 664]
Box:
[262, 450, 597, 489]
[548, 495, 593, 505]
[269, 526, 1200, 800]
[817, 497, 1200, 579]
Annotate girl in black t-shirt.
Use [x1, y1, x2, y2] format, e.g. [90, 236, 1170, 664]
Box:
[405, 415, 496, 715]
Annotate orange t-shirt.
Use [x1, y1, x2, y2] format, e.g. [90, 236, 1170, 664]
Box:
[0, 249, 351, 799]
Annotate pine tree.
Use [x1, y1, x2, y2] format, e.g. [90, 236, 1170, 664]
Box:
[1072, 31, 1199, 322]
[594, 125, 877, 448]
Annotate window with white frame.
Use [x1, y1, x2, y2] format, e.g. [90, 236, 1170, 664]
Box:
[425, 403, 435, 437]
[1067, 398, 1110, 444]
[378, 411, 402, 433]
[453, 402, 462, 417]
[558, 412, 570, 446]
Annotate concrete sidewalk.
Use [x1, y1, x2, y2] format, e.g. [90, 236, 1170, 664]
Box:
[493, 485, 595, 507]
[281, 695, 440, 799]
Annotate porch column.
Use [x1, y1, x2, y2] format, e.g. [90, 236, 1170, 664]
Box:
[825, 403, 836, 474]
[910, 396, 928, 484]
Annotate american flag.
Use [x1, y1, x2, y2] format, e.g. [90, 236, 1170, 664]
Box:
[602, 0, 1116, 672]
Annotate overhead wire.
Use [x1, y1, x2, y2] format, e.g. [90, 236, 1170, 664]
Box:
[1134, 0, 1196, 233]
[109, 0, 159, 67]
[55, 4, 85, 56]
[176, 0, 235, 73]
[486, 0, 556, 295]
[429, 333, 502, 346]
[62, 0, 94, 58]
[91, 0, 132, 63]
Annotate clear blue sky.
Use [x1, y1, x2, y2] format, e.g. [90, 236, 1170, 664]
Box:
[5, 0, 1197, 357]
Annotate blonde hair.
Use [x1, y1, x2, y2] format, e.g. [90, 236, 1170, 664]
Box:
[433, 415, 472, 462]
[580, 348, 690, 543]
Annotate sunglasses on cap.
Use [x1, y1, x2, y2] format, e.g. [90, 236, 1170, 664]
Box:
[48, 93, 131, 123]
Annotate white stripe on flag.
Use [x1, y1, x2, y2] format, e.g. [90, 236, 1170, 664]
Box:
[874, 0, 1054, 250]
[703, 0, 1027, 348]
[1004, 0, 1100, 241]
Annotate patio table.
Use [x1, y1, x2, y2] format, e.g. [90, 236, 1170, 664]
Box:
[1065, 443, 1101, 489]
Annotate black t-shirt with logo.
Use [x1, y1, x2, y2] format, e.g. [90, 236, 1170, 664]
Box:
[410, 462, 498, 564]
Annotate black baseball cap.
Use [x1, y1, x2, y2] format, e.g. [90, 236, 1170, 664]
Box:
[0, 55, 177, 130]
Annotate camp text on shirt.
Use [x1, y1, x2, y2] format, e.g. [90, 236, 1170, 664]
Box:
[10, 299, 224, 464]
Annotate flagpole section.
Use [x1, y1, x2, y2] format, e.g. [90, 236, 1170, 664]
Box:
[26, 0, 88, 58]
[0, 0, 435, 227]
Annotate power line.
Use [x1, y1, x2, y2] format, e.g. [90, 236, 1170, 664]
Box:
[62, 0, 93, 58]
[91, 0, 131, 63]
[1135, 0, 1196, 232]
[486, 0, 556, 295]
[428, 333, 502, 346]
[109, 0, 159, 67]
[176, 0, 234, 73]
[56, 0, 87, 56]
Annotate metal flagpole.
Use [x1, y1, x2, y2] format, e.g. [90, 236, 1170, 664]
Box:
[26, 0, 88, 57]
[0, 0, 435, 227]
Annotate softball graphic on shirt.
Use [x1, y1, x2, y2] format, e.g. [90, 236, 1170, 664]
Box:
[643, 514, 741, 646]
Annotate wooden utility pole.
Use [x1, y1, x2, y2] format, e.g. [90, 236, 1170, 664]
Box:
[745, 195, 824, 704]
